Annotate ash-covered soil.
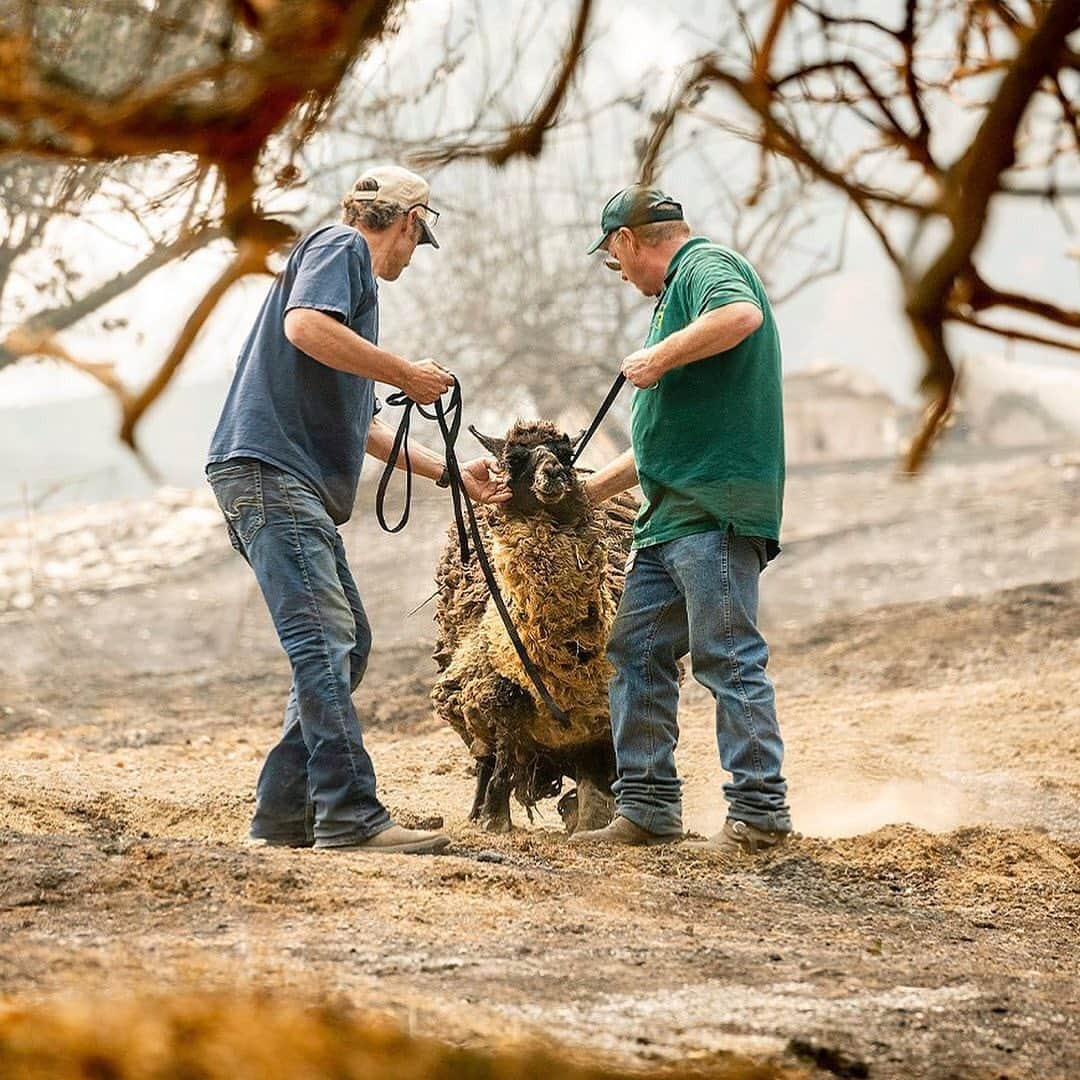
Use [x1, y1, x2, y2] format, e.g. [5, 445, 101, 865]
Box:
[1, 446, 1078, 1079]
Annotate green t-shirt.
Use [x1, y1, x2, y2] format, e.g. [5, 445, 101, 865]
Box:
[631, 237, 785, 552]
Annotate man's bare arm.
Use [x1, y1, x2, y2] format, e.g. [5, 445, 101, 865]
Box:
[284, 308, 451, 404]
[584, 447, 638, 504]
[622, 302, 763, 388]
[366, 417, 445, 481]
[366, 418, 510, 504]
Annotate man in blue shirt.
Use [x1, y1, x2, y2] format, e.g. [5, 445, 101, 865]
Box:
[207, 166, 507, 854]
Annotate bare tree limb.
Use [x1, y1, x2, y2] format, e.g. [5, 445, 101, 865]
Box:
[0, 221, 230, 373]
[629, 0, 1080, 471]
[119, 225, 289, 446]
[411, 0, 594, 167]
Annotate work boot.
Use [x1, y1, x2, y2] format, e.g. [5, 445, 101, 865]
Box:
[683, 818, 789, 859]
[316, 823, 451, 855]
[245, 834, 314, 849]
[570, 815, 683, 847]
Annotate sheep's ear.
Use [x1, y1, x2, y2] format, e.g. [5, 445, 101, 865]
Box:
[570, 428, 588, 449]
[469, 425, 506, 457]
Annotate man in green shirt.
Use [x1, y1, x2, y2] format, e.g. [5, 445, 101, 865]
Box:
[573, 185, 793, 857]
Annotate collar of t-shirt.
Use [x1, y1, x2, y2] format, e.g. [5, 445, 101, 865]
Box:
[662, 236, 709, 289]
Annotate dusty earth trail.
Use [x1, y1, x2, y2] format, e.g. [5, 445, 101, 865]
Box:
[1, 447, 1078, 1078]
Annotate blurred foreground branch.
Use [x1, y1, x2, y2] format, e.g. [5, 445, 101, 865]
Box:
[634, 0, 1080, 471]
[0, 0, 402, 449]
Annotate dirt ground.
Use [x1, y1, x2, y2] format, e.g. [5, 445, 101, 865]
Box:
[1, 445, 1078, 1078]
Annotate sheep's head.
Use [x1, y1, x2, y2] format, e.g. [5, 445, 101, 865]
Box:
[469, 420, 588, 524]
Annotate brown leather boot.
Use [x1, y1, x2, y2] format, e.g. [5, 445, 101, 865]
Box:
[569, 815, 683, 847]
[683, 819, 789, 859]
[316, 823, 450, 854]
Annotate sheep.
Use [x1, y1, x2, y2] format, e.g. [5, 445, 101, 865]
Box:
[431, 420, 638, 834]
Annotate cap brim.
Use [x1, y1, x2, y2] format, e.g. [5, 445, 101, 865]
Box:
[586, 232, 609, 255]
[418, 218, 439, 249]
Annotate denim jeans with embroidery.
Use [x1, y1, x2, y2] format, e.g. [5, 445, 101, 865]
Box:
[607, 528, 792, 835]
[207, 457, 391, 847]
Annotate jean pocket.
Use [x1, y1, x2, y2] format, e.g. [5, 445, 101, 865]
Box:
[208, 463, 250, 481]
[209, 462, 266, 545]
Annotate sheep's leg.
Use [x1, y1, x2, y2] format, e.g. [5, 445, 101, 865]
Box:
[574, 773, 615, 833]
[480, 746, 513, 834]
[468, 755, 495, 822]
[571, 744, 616, 834]
[556, 788, 579, 834]
[481, 776, 512, 833]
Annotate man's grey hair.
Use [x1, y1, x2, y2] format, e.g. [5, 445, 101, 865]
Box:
[341, 179, 406, 230]
[341, 193, 404, 231]
[630, 220, 691, 246]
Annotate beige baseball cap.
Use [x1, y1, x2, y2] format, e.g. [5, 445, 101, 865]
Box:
[349, 165, 440, 248]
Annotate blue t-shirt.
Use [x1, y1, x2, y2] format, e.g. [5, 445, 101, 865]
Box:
[207, 223, 380, 525]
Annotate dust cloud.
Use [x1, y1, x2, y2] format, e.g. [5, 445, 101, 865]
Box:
[790, 776, 977, 838]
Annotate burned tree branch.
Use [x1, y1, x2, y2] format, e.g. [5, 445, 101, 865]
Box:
[951, 312, 1080, 353]
[119, 225, 289, 447]
[1, 216, 229, 348]
[0, 0, 399, 451]
[629, 0, 1080, 471]
[411, 0, 593, 167]
[907, 0, 1080, 408]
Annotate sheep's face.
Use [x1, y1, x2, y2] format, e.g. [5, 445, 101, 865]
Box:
[469, 421, 588, 522]
[509, 439, 574, 506]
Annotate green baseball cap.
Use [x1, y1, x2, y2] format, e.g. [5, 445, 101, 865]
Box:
[586, 185, 684, 254]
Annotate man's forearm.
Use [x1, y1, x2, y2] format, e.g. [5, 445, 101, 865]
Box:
[366, 418, 445, 481]
[585, 448, 638, 504]
[285, 308, 412, 388]
[653, 302, 762, 373]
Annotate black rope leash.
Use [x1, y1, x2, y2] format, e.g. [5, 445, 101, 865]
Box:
[376, 377, 573, 729]
[395, 370, 627, 618]
[375, 381, 468, 557]
[570, 372, 626, 466]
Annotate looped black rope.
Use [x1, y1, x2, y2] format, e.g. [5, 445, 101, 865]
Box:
[376, 377, 571, 728]
[377, 381, 469, 559]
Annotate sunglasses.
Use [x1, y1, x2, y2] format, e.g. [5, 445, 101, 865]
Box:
[596, 230, 624, 271]
[408, 202, 440, 226]
[592, 245, 621, 272]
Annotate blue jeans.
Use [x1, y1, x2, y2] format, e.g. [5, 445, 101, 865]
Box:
[207, 458, 391, 847]
[607, 528, 791, 835]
